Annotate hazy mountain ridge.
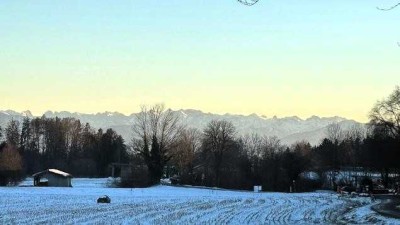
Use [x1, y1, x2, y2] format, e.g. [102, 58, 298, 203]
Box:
[0, 109, 363, 146]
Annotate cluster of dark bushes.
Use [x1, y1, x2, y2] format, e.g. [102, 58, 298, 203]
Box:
[0, 142, 23, 185]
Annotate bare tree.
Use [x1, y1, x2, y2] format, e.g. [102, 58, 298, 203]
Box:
[238, 0, 400, 9]
[377, 2, 400, 11]
[172, 128, 201, 176]
[369, 86, 400, 138]
[241, 133, 264, 159]
[0, 143, 22, 172]
[326, 123, 344, 143]
[291, 140, 312, 157]
[202, 120, 236, 187]
[0, 143, 23, 186]
[260, 136, 284, 159]
[344, 124, 366, 141]
[132, 104, 183, 183]
[242, 134, 284, 159]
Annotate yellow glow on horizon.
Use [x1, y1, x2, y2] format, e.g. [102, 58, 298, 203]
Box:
[0, 1, 399, 123]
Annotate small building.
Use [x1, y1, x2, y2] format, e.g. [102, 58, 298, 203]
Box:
[32, 169, 73, 187]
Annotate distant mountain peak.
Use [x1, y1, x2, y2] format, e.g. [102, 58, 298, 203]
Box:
[248, 113, 259, 117]
[283, 116, 302, 122]
[96, 111, 126, 117]
[0, 108, 364, 146]
[181, 109, 204, 114]
[21, 110, 33, 117]
[44, 110, 54, 116]
[179, 110, 188, 118]
[1, 110, 32, 117]
[307, 115, 320, 120]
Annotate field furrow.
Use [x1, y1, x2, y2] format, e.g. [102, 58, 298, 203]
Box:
[0, 179, 398, 224]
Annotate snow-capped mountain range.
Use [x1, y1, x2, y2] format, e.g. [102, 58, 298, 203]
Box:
[0, 109, 363, 146]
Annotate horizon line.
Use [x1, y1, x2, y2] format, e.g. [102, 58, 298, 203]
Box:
[0, 108, 362, 123]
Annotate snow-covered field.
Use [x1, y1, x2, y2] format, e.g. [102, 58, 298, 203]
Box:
[0, 179, 397, 224]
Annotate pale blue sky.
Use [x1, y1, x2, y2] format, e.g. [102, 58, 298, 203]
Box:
[0, 0, 399, 121]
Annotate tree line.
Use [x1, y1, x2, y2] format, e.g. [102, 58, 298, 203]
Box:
[130, 87, 400, 191]
[0, 116, 128, 185]
[1, 86, 399, 191]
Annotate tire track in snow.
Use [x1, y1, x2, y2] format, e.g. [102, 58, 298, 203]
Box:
[1, 183, 395, 225]
[189, 198, 245, 224]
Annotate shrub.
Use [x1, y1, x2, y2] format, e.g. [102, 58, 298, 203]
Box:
[0, 142, 23, 186]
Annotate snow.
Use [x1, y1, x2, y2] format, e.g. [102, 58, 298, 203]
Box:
[21, 110, 33, 117]
[0, 178, 397, 224]
[180, 111, 188, 118]
[48, 169, 72, 177]
[32, 169, 72, 178]
[0, 111, 10, 116]
[300, 171, 320, 181]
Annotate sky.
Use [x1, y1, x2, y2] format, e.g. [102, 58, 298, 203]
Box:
[0, 0, 399, 122]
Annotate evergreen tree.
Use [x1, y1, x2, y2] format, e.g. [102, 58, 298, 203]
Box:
[96, 128, 127, 177]
[20, 117, 31, 153]
[149, 135, 163, 183]
[5, 120, 20, 148]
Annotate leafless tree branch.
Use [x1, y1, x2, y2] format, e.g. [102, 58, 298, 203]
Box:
[238, 0, 260, 6]
[377, 2, 400, 11]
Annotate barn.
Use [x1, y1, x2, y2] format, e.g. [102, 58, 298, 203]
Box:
[32, 169, 73, 187]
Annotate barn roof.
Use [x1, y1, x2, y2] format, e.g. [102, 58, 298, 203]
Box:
[32, 169, 73, 178]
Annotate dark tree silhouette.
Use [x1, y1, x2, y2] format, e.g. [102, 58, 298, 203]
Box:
[201, 120, 236, 187]
[5, 120, 20, 148]
[369, 86, 400, 138]
[0, 142, 23, 186]
[132, 104, 183, 184]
